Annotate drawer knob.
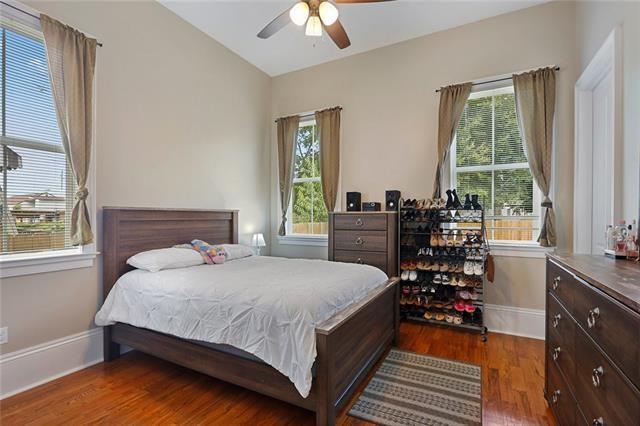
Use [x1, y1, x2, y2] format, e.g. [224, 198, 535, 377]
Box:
[552, 276, 561, 290]
[355, 218, 363, 226]
[551, 389, 560, 404]
[552, 314, 561, 328]
[592, 366, 604, 387]
[592, 417, 604, 426]
[552, 347, 561, 361]
[356, 258, 364, 264]
[587, 307, 600, 328]
[355, 237, 364, 245]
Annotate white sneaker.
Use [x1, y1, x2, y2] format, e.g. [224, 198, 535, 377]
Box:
[401, 270, 409, 281]
[433, 273, 442, 284]
[409, 270, 418, 281]
[474, 261, 483, 276]
[464, 260, 474, 276]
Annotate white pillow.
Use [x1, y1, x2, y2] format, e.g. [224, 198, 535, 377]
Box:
[127, 247, 204, 272]
[220, 244, 254, 261]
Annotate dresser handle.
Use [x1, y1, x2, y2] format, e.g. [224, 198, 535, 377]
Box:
[355, 218, 363, 226]
[356, 258, 364, 264]
[592, 417, 604, 426]
[587, 307, 600, 328]
[355, 237, 363, 245]
[592, 366, 604, 387]
[551, 389, 560, 403]
[552, 347, 561, 361]
[552, 276, 561, 290]
[552, 314, 561, 328]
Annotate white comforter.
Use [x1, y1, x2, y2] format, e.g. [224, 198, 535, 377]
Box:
[95, 256, 388, 397]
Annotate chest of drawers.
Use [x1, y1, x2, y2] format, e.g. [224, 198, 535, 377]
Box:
[545, 254, 640, 425]
[328, 212, 397, 277]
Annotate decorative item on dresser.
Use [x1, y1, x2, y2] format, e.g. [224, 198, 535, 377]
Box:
[385, 190, 401, 211]
[545, 253, 640, 425]
[346, 192, 361, 211]
[328, 211, 398, 278]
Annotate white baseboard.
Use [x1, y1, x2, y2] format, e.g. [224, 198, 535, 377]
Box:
[485, 303, 545, 340]
[0, 328, 104, 399]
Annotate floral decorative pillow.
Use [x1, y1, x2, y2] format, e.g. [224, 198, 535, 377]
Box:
[190, 239, 227, 264]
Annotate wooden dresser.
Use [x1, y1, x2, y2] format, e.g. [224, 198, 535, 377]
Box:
[545, 253, 640, 425]
[328, 212, 398, 277]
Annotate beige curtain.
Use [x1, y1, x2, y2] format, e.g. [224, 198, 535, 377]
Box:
[432, 83, 472, 198]
[276, 115, 300, 236]
[513, 67, 557, 247]
[41, 15, 97, 245]
[315, 107, 341, 212]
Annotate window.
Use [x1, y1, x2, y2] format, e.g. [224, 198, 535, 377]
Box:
[289, 119, 328, 236]
[451, 86, 541, 243]
[1, 12, 76, 255]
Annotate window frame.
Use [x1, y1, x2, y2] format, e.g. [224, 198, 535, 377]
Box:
[0, 1, 97, 277]
[448, 84, 549, 256]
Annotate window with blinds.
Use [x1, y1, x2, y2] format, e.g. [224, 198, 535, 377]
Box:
[451, 86, 540, 242]
[1, 13, 75, 254]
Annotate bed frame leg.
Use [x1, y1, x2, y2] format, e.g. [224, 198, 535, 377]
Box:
[315, 334, 336, 426]
[103, 326, 121, 361]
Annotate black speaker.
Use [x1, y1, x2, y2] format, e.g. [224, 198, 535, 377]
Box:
[346, 192, 361, 211]
[385, 190, 401, 211]
[363, 202, 381, 212]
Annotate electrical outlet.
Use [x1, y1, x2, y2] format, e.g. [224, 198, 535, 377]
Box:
[0, 327, 8, 345]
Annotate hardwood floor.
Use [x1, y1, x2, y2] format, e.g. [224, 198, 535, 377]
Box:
[1, 322, 555, 425]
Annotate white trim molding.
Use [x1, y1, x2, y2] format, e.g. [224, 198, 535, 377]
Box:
[489, 242, 554, 259]
[0, 250, 98, 278]
[277, 234, 328, 247]
[0, 328, 103, 399]
[485, 303, 545, 340]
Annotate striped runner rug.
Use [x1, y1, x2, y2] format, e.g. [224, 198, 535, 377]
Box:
[348, 349, 482, 425]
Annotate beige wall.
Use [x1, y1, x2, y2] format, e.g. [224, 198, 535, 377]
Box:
[0, 0, 271, 354]
[270, 1, 578, 311]
[575, 1, 640, 223]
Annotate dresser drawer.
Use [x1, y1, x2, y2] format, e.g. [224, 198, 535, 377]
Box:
[547, 260, 575, 312]
[333, 230, 387, 252]
[547, 294, 575, 385]
[574, 328, 640, 426]
[572, 277, 640, 389]
[333, 214, 388, 231]
[547, 359, 577, 426]
[333, 250, 387, 272]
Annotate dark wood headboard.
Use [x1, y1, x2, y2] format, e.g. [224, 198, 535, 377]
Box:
[103, 207, 238, 298]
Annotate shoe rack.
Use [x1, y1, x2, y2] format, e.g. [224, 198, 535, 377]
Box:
[398, 195, 488, 340]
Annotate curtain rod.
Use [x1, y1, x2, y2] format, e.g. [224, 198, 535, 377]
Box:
[1, 1, 103, 47]
[435, 66, 560, 93]
[274, 107, 342, 123]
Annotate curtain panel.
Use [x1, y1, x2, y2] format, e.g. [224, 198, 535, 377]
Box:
[276, 115, 300, 236]
[315, 107, 341, 213]
[513, 67, 557, 247]
[41, 14, 97, 245]
[432, 82, 472, 199]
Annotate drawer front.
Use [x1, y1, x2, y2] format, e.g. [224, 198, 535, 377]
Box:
[547, 359, 577, 426]
[546, 260, 575, 312]
[547, 294, 576, 385]
[333, 214, 388, 231]
[574, 328, 640, 426]
[333, 250, 387, 272]
[572, 277, 640, 389]
[334, 230, 387, 252]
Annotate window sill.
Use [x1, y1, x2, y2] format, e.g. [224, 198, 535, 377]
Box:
[0, 249, 99, 278]
[277, 234, 328, 247]
[488, 241, 554, 259]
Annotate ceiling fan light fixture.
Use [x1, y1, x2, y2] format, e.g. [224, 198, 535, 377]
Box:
[305, 15, 322, 37]
[289, 2, 310, 26]
[319, 2, 339, 26]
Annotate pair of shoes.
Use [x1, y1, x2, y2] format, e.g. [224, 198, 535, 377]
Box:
[454, 299, 477, 313]
[401, 270, 419, 281]
[463, 194, 483, 210]
[445, 189, 463, 209]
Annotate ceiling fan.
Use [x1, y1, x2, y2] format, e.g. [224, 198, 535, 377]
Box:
[257, 0, 395, 50]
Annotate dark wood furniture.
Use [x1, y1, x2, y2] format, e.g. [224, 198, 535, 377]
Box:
[102, 207, 399, 426]
[328, 211, 398, 277]
[545, 253, 640, 425]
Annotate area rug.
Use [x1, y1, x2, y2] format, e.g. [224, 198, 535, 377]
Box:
[348, 349, 482, 426]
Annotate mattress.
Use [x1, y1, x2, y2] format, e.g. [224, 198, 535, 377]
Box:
[95, 255, 387, 397]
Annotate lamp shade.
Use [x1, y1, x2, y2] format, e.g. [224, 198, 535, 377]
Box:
[305, 15, 322, 37]
[289, 2, 309, 26]
[251, 233, 266, 247]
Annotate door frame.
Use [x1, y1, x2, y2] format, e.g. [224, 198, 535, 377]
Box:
[574, 27, 623, 254]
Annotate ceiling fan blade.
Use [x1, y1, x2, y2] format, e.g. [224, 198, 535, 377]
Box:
[334, 0, 395, 3]
[323, 18, 351, 49]
[257, 8, 291, 39]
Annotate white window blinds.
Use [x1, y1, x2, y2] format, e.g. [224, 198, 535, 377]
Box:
[1, 11, 75, 254]
[452, 86, 540, 242]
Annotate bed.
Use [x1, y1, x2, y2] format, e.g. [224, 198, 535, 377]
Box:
[100, 208, 400, 425]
